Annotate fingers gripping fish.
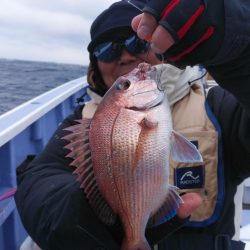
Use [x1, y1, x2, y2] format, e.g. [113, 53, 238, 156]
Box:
[63, 63, 202, 250]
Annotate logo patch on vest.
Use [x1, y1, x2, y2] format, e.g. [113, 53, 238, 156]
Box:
[175, 166, 205, 189]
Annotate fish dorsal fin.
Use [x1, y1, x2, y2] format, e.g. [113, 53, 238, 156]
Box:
[63, 119, 116, 225]
[63, 118, 91, 168]
[170, 131, 203, 163]
[149, 185, 184, 226]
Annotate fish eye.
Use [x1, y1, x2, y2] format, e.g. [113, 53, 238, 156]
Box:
[116, 79, 131, 90]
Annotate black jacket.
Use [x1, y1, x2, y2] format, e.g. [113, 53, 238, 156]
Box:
[15, 0, 250, 249]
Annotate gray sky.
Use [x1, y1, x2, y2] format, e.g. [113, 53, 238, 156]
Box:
[0, 0, 118, 65]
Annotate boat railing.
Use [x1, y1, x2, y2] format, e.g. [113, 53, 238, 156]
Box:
[0, 76, 88, 250]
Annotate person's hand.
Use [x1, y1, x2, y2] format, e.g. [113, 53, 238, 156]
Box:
[132, 12, 175, 55]
[176, 192, 202, 219]
[131, 0, 224, 67]
[146, 192, 202, 245]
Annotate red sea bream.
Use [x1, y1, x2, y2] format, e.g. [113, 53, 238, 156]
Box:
[63, 63, 202, 250]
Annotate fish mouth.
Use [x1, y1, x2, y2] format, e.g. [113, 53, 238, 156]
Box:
[128, 91, 165, 111]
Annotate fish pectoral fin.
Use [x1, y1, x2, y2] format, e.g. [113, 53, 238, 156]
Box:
[63, 118, 117, 226]
[139, 117, 158, 129]
[170, 131, 203, 163]
[149, 185, 184, 226]
[132, 116, 157, 170]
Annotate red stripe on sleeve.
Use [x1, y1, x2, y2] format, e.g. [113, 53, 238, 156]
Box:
[171, 26, 215, 62]
[177, 5, 205, 39]
[160, 0, 181, 19]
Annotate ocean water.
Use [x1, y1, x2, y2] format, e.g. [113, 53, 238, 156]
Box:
[0, 58, 87, 115]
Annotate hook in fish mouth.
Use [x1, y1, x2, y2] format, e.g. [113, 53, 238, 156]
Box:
[145, 65, 166, 92]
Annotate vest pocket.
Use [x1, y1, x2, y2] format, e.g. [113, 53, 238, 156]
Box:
[169, 130, 219, 222]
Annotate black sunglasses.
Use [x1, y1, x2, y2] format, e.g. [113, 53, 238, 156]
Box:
[93, 35, 150, 62]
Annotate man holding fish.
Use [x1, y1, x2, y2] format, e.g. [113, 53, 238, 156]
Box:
[15, 0, 250, 250]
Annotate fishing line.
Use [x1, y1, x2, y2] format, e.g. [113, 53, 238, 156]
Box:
[156, 54, 165, 91]
[145, 47, 151, 63]
[125, 0, 143, 12]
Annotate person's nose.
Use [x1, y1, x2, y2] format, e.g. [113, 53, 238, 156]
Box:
[117, 49, 138, 65]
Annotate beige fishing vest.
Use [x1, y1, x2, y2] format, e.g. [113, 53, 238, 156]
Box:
[169, 83, 223, 225]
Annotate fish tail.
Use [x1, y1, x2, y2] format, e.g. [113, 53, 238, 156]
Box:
[121, 238, 151, 250]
